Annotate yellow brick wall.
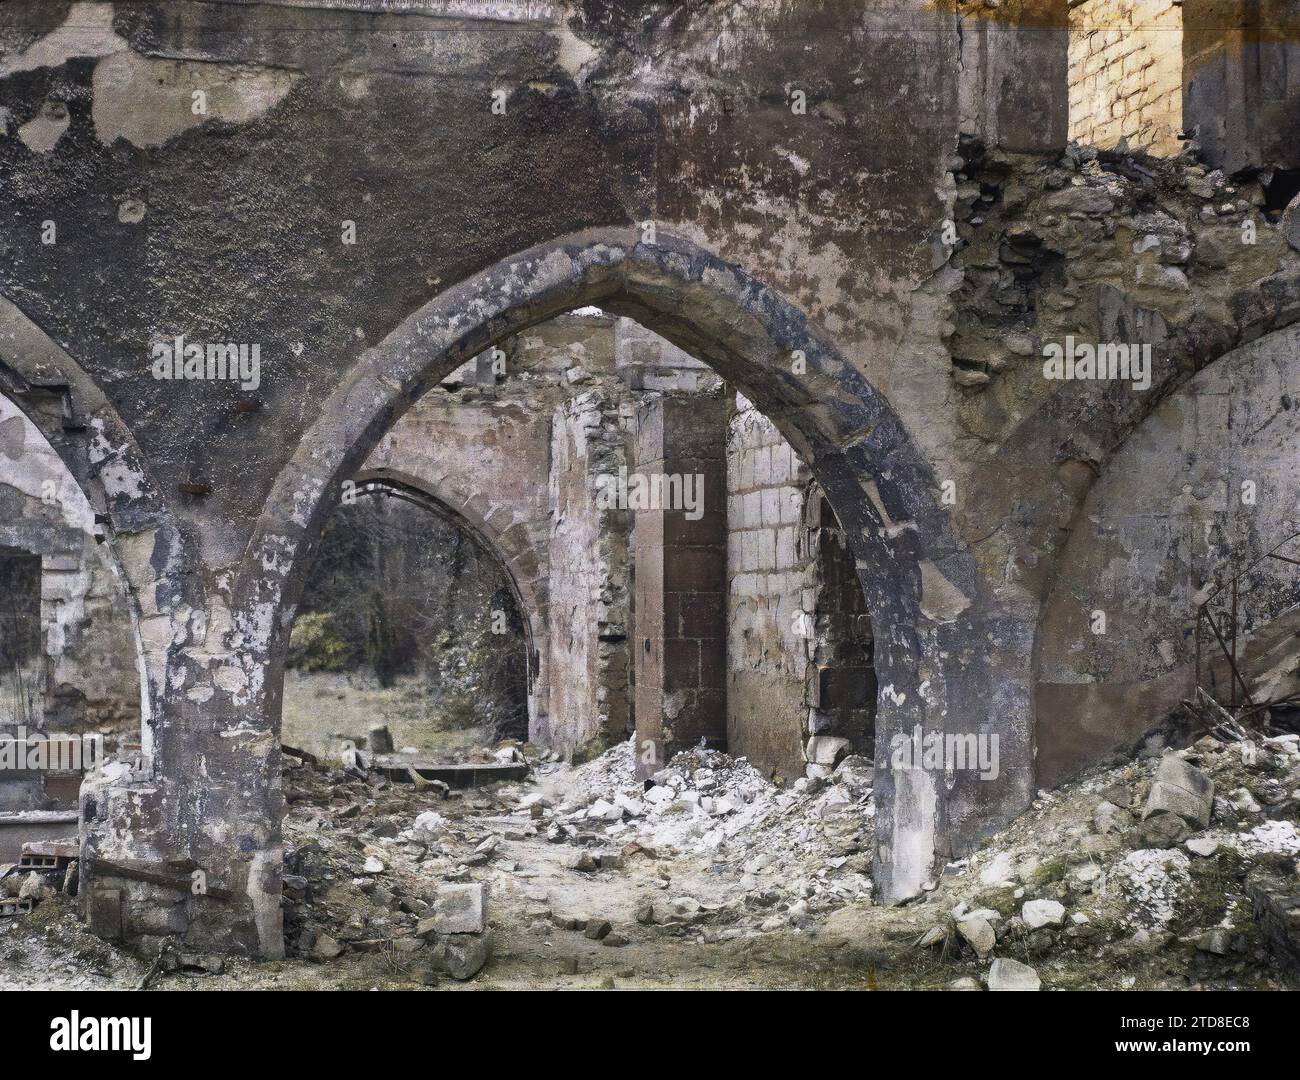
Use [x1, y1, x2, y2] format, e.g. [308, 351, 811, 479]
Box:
[1068, 0, 1183, 155]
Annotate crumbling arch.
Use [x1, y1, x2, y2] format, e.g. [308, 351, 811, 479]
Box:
[0, 295, 185, 764]
[348, 470, 545, 727]
[1035, 318, 1300, 783]
[957, 269, 1300, 787]
[243, 226, 1023, 901]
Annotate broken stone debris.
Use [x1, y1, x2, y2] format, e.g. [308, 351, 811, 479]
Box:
[934, 731, 1300, 985]
[1143, 753, 1215, 829]
[510, 738, 875, 938]
[987, 957, 1041, 991]
[10, 713, 1296, 990]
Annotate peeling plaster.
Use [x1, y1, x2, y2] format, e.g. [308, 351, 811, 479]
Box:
[92, 51, 300, 149]
[0, 2, 127, 79]
[918, 559, 972, 622]
[17, 102, 71, 154]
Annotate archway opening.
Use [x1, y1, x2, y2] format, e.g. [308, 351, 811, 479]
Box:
[250, 231, 991, 913]
[0, 394, 141, 859]
[283, 481, 530, 764]
[269, 303, 892, 964]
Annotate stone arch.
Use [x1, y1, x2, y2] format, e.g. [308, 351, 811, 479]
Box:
[1035, 319, 1300, 784]
[956, 270, 1300, 785]
[0, 295, 187, 762]
[242, 226, 1027, 901]
[348, 469, 546, 729]
[0, 396, 141, 737]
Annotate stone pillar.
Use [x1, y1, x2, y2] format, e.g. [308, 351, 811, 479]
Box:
[632, 396, 728, 779]
[78, 561, 284, 959]
[1183, 0, 1300, 173]
[960, 0, 1069, 153]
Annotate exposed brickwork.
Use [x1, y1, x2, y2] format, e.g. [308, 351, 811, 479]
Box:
[725, 400, 875, 780]
[1068, 0, 1183, 155]
[725, 401, 811, 778]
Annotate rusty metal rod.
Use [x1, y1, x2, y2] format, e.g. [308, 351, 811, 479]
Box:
[1202, 608, 1255, 709]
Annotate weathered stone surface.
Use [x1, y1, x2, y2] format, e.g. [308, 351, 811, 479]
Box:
[1021, 899, 1066, 930]
[425, 932, 491, 981]
[85, 888, 123, 942]
[805, 736, 853, 768]
[1093, 800, 1134, 835]
[1143, 756, 1214, 829]
[1284, 194, 1300, 254]
[1246, 869, 1300, 971]
[428, 884, 486, 936]
[0, 0, 1291, 960]
[987, 957, 1041, 991]
[1139, 811, 1191, 849]
[957, 913, 997, 958]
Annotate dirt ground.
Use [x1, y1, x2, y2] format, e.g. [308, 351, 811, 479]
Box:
[3, 733, 1299, 991]
[281, 670, 492, 763]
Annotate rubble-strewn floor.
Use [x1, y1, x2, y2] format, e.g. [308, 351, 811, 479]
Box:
[3, 733, 1299, 990]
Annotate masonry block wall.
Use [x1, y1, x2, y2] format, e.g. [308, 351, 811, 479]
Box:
[1068, 0, 1184, 155]
[724, 400, 877, 780]
[724, 400, 813, 778]
[632, 394, 728, 777]
[805, 493, 877, 766]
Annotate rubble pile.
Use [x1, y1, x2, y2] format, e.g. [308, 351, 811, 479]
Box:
[5, 718, 1299, 989]
[278, 750, 501, 981]
[500, 738, 876, 937]
[911, 731, 1300, 989]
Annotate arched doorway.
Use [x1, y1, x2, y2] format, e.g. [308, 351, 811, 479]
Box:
[243, 228, 1012, 918]
[283, 477, 533, 761]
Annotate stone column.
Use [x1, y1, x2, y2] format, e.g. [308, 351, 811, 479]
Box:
[78, 557, 284, 959]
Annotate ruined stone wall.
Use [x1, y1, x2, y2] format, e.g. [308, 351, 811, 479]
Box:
[0, 0, 1040, 947]
[1037, 321, 1300, 784]
[361, 315, 630, 750]
[632, 394, 729, 773]
[13, 0, 1300, 953]
[725, 398, 876, 781]
[1068, 0, 1183, 156]
[0, 397, 139, 736]
[805, 492, 876, 766]
[1183, 0, 1300, 173]
[546, 373, 632, 759]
